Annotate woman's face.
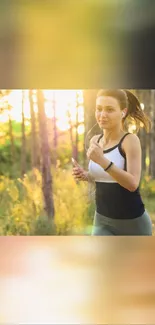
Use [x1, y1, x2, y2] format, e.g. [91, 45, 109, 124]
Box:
[95, 95, 126, 130]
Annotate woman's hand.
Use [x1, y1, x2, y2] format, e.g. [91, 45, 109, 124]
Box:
[72, 159, 88, 182]
[87, 141, 104, 165]
[72, 167, 88, 182]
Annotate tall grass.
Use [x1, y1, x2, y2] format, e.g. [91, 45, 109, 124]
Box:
[0, 169, 154, 235]
[0, 167, 94, 235]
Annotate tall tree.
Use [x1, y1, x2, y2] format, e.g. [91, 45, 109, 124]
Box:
[8, 104, 15, 166]
[135, 89, 147, 174]
[75, 92, 79, 162]
[29, 89, 38, 169]
[0, 90, 15, 167]
[149, 90, 155, 178]
[135, 89, 154, 177]
[52, 91, 58, 166]
[37, 89, 55, 220]
[21, 90, 27, 177]
[52, 91, 57, 149]
[66, 107, 75, 158]
[83, 89, 98, 167]
[143, 90, 152, 176]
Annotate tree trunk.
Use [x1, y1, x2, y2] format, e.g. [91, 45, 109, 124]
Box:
[135, 89, 150, 176]
[52, 91, 57, 166]
[75, 92, 79, 162]
[37, 89, 55, 220]
[67, 108, 75, 158]
[83, 89, 99, 167]
[148, 131, 152, 176]
[150, 90, 155, 178]
[83, 111, 86, 168]
[8, 106, 15, 165]
[29, 89, 38, 169]
[139, 127, 146, 174]
[140, 89, 154, 177]
[21, 90, 27, 177]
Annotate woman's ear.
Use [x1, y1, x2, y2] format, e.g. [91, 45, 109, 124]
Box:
[122, 108, 127, 118]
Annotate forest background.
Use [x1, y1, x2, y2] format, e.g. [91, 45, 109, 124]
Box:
[0, 89, 154, 235]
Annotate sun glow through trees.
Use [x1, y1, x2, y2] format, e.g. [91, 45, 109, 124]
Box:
[0, 90, 85, 135]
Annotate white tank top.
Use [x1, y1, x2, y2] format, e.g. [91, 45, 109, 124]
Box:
[88, 133, 145, 219]
[88, 133, 129, 183]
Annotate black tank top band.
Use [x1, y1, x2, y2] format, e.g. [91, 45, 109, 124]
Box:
[97, 132, 130, 154]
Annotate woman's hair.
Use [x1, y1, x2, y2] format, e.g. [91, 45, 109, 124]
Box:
[97, 89, 151, 133]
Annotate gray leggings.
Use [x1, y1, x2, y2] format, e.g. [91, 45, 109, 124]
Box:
[92, 210, 152, 236]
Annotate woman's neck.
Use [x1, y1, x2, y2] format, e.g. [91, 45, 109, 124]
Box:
[102, 127, 124, 145]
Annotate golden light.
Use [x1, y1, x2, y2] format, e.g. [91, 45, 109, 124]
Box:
[57, 119, 70, 131]
[7, 90, 31, 121]
[43, 89, 84, 134]
[146, 156, 150, 167]
[78, 124, 85, 135]
[8, 90, 23, 121]
[141, 103, 145, 110]
[0, 90, 84, 134]
[128, 124, 137, 133]
[43, 90, 54, 101]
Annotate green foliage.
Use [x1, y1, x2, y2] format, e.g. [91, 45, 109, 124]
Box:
[0, 167, 93, 235]
[0, 167, 154, 236]
[51, 145, 72, 167]
[140, 175, 155, 198]
[0, 143, 31, 178]
[31, 215, 56, 236]
[0, 120, 31, 178]
[0, 169, 44, 235]
[53, 167, 92, 235]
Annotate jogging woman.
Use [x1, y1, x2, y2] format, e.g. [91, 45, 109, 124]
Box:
[72, 89, 152, 236]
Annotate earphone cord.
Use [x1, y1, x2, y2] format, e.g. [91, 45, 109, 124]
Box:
[84, 123, 101, 151]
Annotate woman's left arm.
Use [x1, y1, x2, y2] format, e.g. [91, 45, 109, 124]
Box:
[99, 134, 142, 192]
[87, 134, 142, 192]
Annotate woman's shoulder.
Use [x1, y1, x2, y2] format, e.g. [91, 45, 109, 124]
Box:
[124, 132, 140, 142]
[90, 134, 102, 144]
[122, 133, 141, 151]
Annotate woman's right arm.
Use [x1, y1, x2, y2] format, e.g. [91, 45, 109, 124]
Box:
[85, 134, 99, 182]
[72, 135, 99, 182]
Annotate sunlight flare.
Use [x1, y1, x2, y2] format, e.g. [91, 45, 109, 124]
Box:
[0, 90, 84, 134]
